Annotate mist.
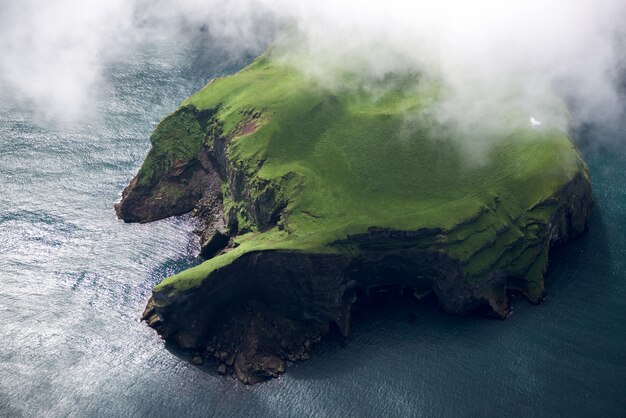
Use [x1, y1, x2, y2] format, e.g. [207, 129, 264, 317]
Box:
[1, 0, 624, 137]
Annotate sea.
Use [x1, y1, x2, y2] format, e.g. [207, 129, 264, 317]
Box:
[1, 32, 625, 417]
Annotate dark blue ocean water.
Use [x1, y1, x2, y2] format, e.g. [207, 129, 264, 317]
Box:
[1, 35, 625, 417]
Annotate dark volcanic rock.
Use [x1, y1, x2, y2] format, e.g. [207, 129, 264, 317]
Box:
[140, 172, 592, 384]
[115, 157, 219, 223]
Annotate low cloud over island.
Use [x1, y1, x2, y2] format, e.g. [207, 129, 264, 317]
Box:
[1, 0, 624, 134]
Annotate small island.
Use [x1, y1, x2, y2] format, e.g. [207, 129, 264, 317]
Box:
[117, 54, 593, 384]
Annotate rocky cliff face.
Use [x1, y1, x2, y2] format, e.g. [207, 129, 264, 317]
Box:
[115, 107, 221, 224]
[124, 118, 592, 383]
[117, 56, 594, 384]
[137, 171, 592, 384]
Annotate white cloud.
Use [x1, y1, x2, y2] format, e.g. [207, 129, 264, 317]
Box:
[0, 0, 135, 121]
[0, 0, 624, 132]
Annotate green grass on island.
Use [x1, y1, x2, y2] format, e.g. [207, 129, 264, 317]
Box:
[139, 55, 587, 296]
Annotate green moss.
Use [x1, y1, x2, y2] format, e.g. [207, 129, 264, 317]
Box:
[135, 106, 215, 187]
[150, 55, 585, 295]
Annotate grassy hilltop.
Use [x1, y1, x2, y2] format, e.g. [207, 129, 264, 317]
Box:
[145, 56, 582, 295]
[118, 54, 592, 383]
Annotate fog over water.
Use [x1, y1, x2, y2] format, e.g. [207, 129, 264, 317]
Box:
[1, 3, 626, 417]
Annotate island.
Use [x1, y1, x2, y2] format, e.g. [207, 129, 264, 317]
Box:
[116, 54, 593, 384]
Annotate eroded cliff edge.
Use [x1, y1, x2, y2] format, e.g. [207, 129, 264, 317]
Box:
[117, 56, 593, 384]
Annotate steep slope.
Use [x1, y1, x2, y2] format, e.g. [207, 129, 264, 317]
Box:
[117, 56, 593, 384]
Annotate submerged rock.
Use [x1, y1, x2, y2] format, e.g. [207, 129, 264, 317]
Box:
[217, 363, 228, 375]
[121, 55, 593, 384]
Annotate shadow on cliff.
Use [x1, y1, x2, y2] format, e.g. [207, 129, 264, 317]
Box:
[144, 203, 613, 385]
[141, 130, 616, 385]
[285, 208, 613, 384]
